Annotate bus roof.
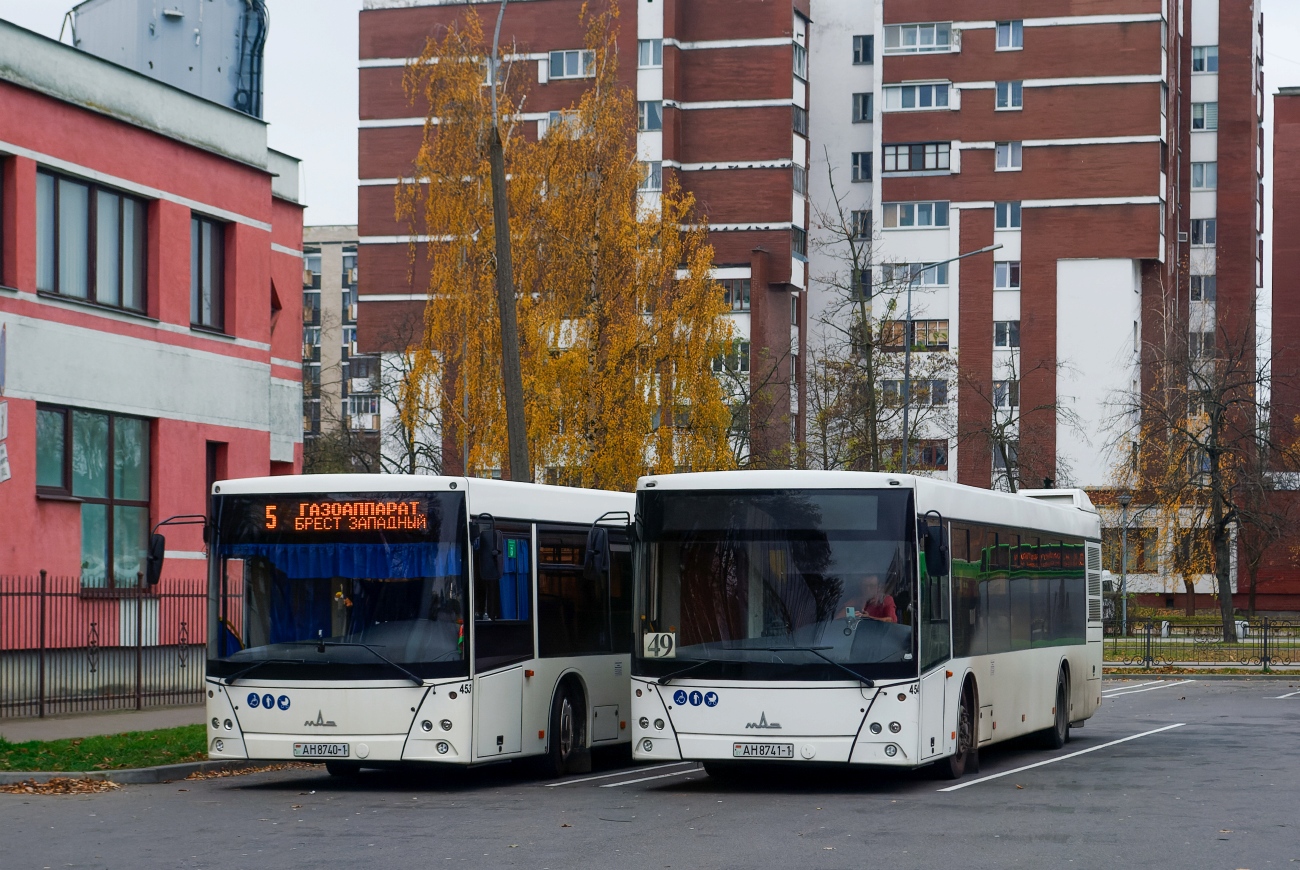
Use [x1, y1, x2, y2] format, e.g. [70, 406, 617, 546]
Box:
[213, 474, 633, 527]
[636, 471, 1099, 539]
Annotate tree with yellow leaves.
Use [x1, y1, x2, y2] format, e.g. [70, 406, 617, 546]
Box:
[396, 2, 734, 490]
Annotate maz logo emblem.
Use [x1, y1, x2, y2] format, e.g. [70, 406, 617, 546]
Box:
[745, 712, 782, 730]
[304, 710, 337, 727]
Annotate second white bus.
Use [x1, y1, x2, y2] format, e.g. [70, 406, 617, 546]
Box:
[628, 471, 1103, 778]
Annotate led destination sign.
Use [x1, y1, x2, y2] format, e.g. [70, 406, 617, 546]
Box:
[262, 499, 430, 533]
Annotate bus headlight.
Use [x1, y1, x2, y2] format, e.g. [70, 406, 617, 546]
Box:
[213, 739, 224, 752]
[436, 742, 450, 755]
[884, 744, 898, 757]
[889, 721, 901, 733]
[641, 739, 654, 752]
[869, 722, 882, 734]
[421, 720, 433, 732]
[440, 719, 453, 731]
[212, 718, 220, 729]
[654, 719, 665, 731]
[639, 717, 650, 729]
[224, 719, 234, 731]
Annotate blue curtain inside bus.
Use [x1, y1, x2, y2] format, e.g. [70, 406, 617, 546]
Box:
[499, 537, 530, 620]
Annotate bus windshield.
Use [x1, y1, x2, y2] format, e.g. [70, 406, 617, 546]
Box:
[634, 489, 918, 682]
[207, 491, 469, 682]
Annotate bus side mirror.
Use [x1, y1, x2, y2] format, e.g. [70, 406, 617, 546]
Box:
[924, 525, 949, 579]
[583, 525, 610, 581]
[473, 518, 502, 583]
[146, 533, 166, 586]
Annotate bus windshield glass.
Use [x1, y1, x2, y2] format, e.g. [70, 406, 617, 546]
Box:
[634, 489, 918, 682]
[207, 491, 468, 682]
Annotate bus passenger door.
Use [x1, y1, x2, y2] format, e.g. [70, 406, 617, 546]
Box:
[472, 528, 533, 759]
[918, 526, 952, 761]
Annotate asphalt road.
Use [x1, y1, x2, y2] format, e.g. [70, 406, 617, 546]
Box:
[3, 678, 1298, 869]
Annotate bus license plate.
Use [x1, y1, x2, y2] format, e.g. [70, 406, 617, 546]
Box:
[732, 742, 794, 759]
[293, 743, 349, 758]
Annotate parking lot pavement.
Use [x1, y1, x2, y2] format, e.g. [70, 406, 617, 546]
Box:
[3, 678, 1298, 869]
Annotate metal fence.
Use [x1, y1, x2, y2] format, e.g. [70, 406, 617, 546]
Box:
[0, 572, 207, 719]
[1104, 616, 1300, 669]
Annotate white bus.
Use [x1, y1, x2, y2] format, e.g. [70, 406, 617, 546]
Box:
[188, 475, 635, 776]
[628, 471, 1103, 778]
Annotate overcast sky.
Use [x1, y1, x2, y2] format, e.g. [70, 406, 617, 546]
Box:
[1, 0, 1298, 254]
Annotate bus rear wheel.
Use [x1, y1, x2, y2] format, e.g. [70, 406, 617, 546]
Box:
[539, 683, 589, 778]
[936, 679, 977, 780]
[1038, 671, 1071, 750]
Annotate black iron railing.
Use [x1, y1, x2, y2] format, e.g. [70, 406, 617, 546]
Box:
[1104, 616, 1299, 669]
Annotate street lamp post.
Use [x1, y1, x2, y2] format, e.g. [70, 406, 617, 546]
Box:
[900, 244, 1001, 473]
[1117, 492, 1133, 636]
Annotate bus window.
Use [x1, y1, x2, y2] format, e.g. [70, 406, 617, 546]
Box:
[475, 523, 534, 671]
[538, 526, 610, 656]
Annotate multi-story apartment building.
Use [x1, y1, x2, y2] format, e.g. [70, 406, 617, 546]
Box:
[301, 225, 381, 470]
[358, 0, 810, 470]
[0, 19, 303, 580]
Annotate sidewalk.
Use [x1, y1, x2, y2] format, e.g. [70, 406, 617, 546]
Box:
[0, 705, 205, 744]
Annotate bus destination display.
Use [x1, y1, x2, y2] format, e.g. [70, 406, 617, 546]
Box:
[262, 499, 430, 533]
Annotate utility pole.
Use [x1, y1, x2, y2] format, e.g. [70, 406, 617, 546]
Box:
[487, 0, 531, 481]
[900, 244, 1000, 473]
[1118, 492, 1132, 637]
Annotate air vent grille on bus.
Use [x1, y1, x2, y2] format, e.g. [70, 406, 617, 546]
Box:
[1086, 545, 1101, 572]
[1086, 543, 1102, 621]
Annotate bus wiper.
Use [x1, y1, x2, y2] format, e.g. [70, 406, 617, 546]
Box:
[656, 659, 711, 685]
[757, 646, 875, 689]
[221, 658, 304, 685]
[282, 641, 424, 686]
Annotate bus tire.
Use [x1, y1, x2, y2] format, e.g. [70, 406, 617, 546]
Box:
[1038, 669, 1071, 750]
[325, 761, 361, 778]
[936, 678, 978, 780]
[539, 682, 588, 778]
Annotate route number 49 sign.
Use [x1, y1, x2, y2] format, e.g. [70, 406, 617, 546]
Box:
[643, 632, 676, 658]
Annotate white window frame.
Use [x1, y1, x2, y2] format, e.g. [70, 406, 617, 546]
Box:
[1191, 218, 1217, 246]
[881, 201, 950, 229]
[1192, 45, 1219, 73]
[996, 20, 1023, 50]
[994, 320, 1021, 348]
[995, 201, 1021, 229]
[993, 379, 1020, 408]
[995, 141, 1023, 171]
[851, 152, 873, 182]
[639, 161, 663, 192]
[883, 22, 953, 54]
[996, 81, 1023, 110]
[638, 39, 663, 69]
[1190, 275, 1216, 302]
[793, 43, 808, 80]
[638, 101, 663, 132]
[883, 82, 950, 112]
[1192, 161, 1217, 190]
[853, 92, 873, 123]
[994, 261, 1022, 290]
[1192, 102, 1218, 130]
[549, 49, 594, 80]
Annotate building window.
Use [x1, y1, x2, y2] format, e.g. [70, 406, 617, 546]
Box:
[721, 278, 751, 311]
[883, 22, 952, 54]
[712, 340, 751, 373]
[853, 34, 874, 64]
[882, 378, 949, 406]
[882, 263, 949, 287]
[996, 81, 1023, 110]
[882, 319, 950, 351]
[994, 261, 1022, 290]
[1192, 161, 1217, 189]
[1190, 331, 1215, 359]
[881, 201, 949, 229]
[993, 379, 1020, 408]
[35, 170, 147, 312]
[638, 101, 663, 132]
[1192, 102, 1218, 130]
[995, 141, 1023, 171]
[996, 20, 1024, 50]
[993, 440, 1020, 473]
[792, 227, 807, 258]
[994, 320, 1021, 348]
[882, 142, 950, 172]
[793, 164, 807, 196]
[639, 161, 663, 191]
[851, 152, 873, 182]
[995, 201, 1022, 229]
[793, 105, 809, 136]
[883, 83, 950, 111]
[549, 49, 594, 80]
[1191, 218, 1217, 246]
[1192, 45, 1219, 73]
[190, 215, 225, 330]
[1101, 527, 1159, 573]
[851, 210, 872, 239]
[638, 39, 663, 68]
[793, 43, 808, 80]
[1190, 275, 1217, 302]
[37, 405, 151, 588]
[853, 92, 873, 123]
[852, 268, 871, 299]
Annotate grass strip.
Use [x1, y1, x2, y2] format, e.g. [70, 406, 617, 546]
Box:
[0, 724, 207, 772]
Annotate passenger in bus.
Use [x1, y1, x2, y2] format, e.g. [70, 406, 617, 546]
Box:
[861, 575, 897, 623]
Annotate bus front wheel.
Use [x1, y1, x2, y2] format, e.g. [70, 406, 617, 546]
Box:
[936, 679, 978, 780]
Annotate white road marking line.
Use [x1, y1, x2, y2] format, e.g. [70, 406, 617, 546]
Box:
[1104, 680, 1192, 697]
[544, 762, 694, 787]
[599, 766, 702, 788]
[1101, 679, 1168, 695]
[1275, 691, 1300, 699]
[937, 723, 1186, 792]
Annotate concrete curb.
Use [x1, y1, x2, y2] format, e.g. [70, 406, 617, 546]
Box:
[0, 760, 270, 785]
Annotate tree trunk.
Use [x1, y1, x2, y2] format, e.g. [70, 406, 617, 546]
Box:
[488, 125, 531, 482]
[1214, 525, 1235, 643]
[1183, 577, 1196, 617]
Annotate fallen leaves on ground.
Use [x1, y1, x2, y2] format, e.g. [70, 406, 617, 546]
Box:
[185, 762, 313, 781]
[0, 777, 122, 795]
